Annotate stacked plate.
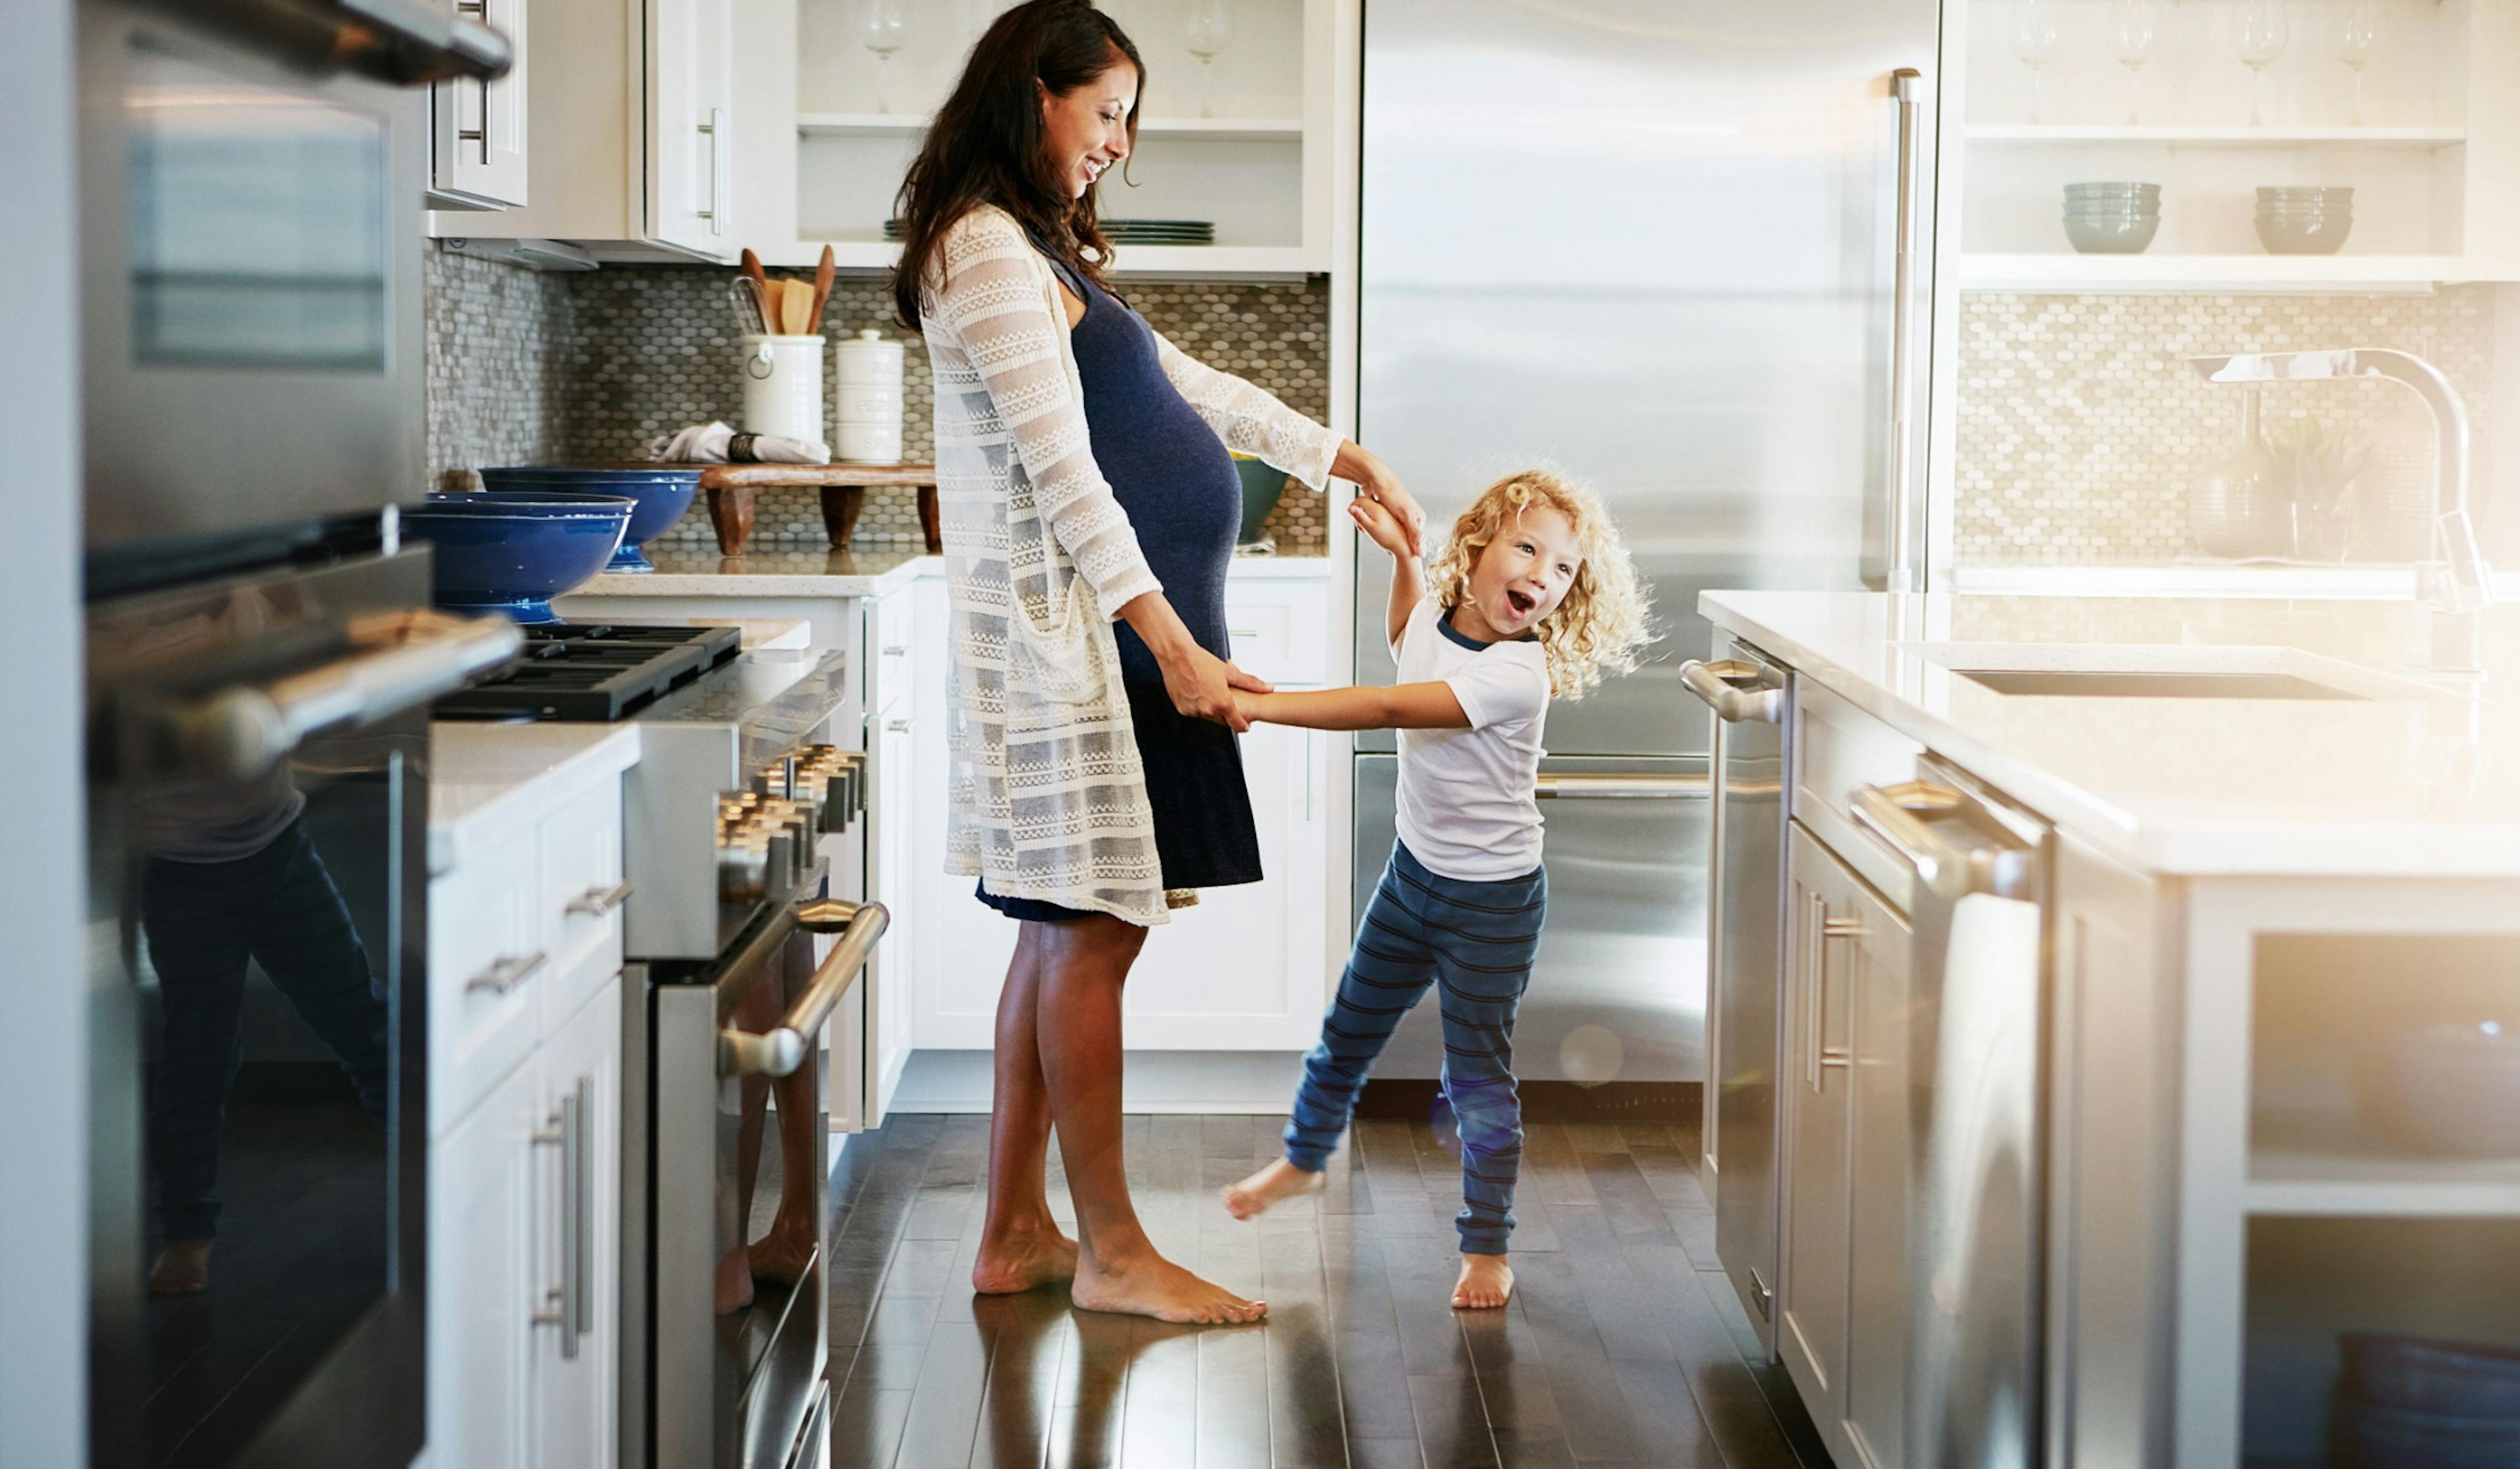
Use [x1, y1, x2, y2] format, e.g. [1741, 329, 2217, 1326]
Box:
[2257, 186, 2353, 255]
[2335, 1334, 2520, 1469]
[1102, 218, 1215, 245]
[2061, 182, 2160, 255]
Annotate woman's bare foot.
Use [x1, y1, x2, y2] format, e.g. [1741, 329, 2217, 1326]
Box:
[1453, 1253, 1513, 1310]
[1220, 1157, 1325, 1222]
[715, 1245, 754, 1315]
[1070, 1249, 1265, 1325]
[747, 1215, 819, 1290]
[972, 1228, 1080, 1294]
[148, 1240, 213, 1296]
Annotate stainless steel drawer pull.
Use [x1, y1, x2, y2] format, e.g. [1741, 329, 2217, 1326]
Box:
[530, 1079, 589, 1358]
[887, 718, 912, 733]
[465, 950, 547, 995]
[1534, 772, 1708, 800]
[882, 645, 908, 656]
[566, 879, 634, 917]
[719, 898, 890, 1077]
[1850, 781, 2034, 900]
[1678, 659, 1784, 724]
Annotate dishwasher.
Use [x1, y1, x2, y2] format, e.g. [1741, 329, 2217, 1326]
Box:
[1849, 758, 2051, 1469]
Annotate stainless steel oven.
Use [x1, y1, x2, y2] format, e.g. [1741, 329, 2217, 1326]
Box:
[84, 552, 518, 1468]
[78, 0, 505, 588]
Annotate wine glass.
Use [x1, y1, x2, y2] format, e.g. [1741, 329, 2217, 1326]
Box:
[2237, 0, 2290, 127]
[2336, 0, 2384, 127]
[2110, 0, 2160, 126]
[2009, 0, 2064, 126]
[1183, 0, 1234, 119]
[858, 0, 909, 115]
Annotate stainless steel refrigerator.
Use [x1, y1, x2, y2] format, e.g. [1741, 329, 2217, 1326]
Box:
[1354, 0, 1939, 1086]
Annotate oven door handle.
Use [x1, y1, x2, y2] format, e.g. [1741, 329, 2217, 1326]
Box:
[136, 610, 520, 781]
[719, 898, 890, 1078]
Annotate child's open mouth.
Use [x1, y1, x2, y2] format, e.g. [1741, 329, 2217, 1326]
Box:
[1504, 590, 1536, 618]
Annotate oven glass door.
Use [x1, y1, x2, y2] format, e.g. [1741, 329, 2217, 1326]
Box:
[81, 0, 425, 563]
[86, 554, 430, 1468]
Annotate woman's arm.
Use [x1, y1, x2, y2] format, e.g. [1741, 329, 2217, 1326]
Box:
[1115, 591, 1267, 732]
[1237, 681, 1470, 733]
[1350, 495, 1424, 653]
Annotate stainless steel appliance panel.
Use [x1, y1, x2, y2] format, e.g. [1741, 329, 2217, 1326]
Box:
[1690, 638, 1791, 1354]
[79, 0, 503, 560]
[1354, 755, 1707, 1084]
[1847, 760, 2050, 1469]
[1358, 0, 1940, 758]
[82, 550, 512, 1467]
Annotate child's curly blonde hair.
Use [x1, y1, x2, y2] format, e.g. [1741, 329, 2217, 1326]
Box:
[1425, 468, 1653, 700]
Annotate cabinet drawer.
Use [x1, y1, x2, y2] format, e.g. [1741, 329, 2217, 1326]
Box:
[870, 590, 914, 715]
[1224, 584, 1326, 686]
[1793, 680, 1922, 916]
[538, 781, 625, 1031]
[429, 833, 543, 1138]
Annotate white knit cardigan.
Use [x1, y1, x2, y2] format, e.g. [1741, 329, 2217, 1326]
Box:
[918, 205, 1343, 924]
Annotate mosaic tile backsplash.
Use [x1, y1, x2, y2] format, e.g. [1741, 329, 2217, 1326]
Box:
[425, 247, 1333, 554]
[1953, 287, 2498, 566]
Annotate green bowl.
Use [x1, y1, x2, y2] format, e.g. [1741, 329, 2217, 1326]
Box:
[1232, 457, 1287, 544]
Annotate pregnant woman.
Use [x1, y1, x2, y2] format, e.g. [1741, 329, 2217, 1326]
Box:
[893, 0, 1422, 1325]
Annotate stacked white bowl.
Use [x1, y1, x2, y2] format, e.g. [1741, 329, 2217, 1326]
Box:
[2256, 186, 2354, 255]
[2061, 181, 2161, 255]
[832, 329, 906, 464]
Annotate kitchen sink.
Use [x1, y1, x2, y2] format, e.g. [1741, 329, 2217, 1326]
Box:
[1955, 669, 2372, 700]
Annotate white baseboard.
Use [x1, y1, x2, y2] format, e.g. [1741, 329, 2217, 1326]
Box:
[884, 1048, 1309, 1115]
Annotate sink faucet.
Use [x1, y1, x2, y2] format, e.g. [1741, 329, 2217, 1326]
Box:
[2187, 347, 2495, 675]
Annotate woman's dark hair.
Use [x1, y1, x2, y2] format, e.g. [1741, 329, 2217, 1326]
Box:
[890, 0, 1143, 329]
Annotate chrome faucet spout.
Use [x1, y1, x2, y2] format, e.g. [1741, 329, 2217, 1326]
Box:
[2185, 348, 2493, 617]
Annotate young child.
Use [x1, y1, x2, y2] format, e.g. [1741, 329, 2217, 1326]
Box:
[1220, 468, 1650, 1309]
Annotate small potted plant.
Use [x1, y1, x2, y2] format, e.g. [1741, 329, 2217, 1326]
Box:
[2268, 413, 2368, 564]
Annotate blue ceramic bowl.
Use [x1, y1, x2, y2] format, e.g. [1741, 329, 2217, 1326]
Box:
[404, 491, 633, 624]
[474, 466, 703, 573]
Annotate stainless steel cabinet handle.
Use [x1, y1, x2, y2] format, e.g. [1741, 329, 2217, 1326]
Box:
[719, 898, 891, 1077]
[696, 106, 726, 234]
[465, 949, 546, 995]
[135, 611, 520, 781]
[1849, 781, 2028, 901]
[530, 1081, 587, 1358]
[887, 718, 912, 733]
[1886, 66, 1926, 594]
[569, 1075, 592, 1339]
[1534, 772, 1708, 800]
[565, 879, 634, 917]
[1677, 659, 1784, 724]
[882, 645, 908, 656]
[1806, 899, 1858, 1089]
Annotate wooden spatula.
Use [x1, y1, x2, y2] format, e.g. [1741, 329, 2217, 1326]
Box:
[809, 245, 836, 333]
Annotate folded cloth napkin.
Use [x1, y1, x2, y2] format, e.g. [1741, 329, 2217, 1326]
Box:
[646, 421, 831, 465]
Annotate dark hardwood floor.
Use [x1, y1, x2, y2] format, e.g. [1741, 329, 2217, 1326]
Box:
[822, 1111, 1826, 1468]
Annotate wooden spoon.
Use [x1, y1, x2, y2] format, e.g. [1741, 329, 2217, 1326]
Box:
[740, 248, 769, 297]
[809, 245, 836, 333]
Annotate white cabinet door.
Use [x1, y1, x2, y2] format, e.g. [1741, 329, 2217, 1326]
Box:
[430, 0, 530, 207]
[1842, 863, 1914, 1469]
[912, 573, 1017, 1049]
[429, 1057, 542, 1469]
[646, 0, 734, 255]
[870, 700, 917, 1121]
[1779, 821, 1855, 1457]
[536, 975, 620, 1469]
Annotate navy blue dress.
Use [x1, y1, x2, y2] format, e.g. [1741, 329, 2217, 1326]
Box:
[978, 254, 1264, 922]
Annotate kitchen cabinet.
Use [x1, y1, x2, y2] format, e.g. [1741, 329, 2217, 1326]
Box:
[862, 577, 920, 1125]
[429, 1051, 539, 1468]
[429, 0, 531, 209]
[910, 564, 1337, 1052]
[535, 976, 620, 1469]
[427, 0, 739, 260]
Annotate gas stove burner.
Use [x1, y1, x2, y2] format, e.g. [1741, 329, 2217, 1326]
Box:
[432, 621, 743, 722]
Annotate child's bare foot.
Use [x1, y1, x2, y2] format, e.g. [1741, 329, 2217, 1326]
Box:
[148, 1240, 213, 1296]
[1220, 1157, 1325, 1221]
[747, 1214, 819, 1289]
[1071, 1248, 1266, 1325]
[1453, 1253, 1513, 1310]
[971, 1228, 1080, 1294]
[715, 1244, 754, 1315]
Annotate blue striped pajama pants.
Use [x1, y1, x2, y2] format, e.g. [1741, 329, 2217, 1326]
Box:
[1283, 841, 1547, 1254]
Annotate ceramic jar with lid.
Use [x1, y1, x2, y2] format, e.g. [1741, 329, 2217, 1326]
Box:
[833, 329, 905, 464]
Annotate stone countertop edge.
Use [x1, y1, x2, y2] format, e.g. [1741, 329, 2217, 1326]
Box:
[427, 723, 640, 879]
[575, 553, 1332, 600]
[1698, 589, 2520, 880]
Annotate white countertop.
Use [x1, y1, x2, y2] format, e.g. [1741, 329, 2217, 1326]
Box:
[574, 550, 1331, 600]
[428, 723, 640, 877]
[1952, 564, 2520, 601]
[1699, 590, 2520, 879]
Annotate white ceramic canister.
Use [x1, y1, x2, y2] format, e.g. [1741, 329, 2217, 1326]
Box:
[832, 328, 906, 464]
[740, 334, 826, 445]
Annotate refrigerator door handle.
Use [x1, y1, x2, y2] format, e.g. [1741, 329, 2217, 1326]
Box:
[1888, 66, 1927, 594]
[1534, 772, 1708, 800]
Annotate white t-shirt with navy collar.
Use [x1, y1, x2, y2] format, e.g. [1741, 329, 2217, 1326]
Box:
[1393, 599, 1553, 882]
